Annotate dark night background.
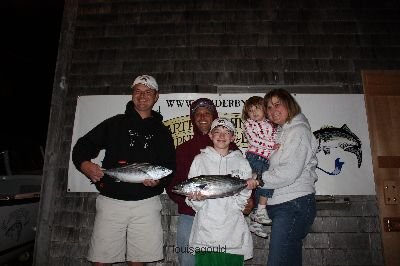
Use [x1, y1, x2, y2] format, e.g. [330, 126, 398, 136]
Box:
[0, 3, 64, 263]
[1, 1, 64, 152]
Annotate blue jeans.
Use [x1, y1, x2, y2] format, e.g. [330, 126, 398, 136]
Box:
[176, 214, 195, 266]
[266, 194, 316, 266]
[246, 152, 274, 205]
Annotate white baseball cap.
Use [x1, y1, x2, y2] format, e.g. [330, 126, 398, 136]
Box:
[131, 75, 158, 91]
[210, 118, 235, 134]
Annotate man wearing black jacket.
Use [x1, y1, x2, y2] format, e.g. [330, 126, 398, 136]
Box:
[72, 75, 175, 266]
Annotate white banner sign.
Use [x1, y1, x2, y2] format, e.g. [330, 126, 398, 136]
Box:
[67, 94, 375, 195]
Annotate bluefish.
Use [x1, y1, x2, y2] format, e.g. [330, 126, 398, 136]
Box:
[103, 163, 172, 183]
[313, 124, 362, 168]
[172, 174, 248, 199]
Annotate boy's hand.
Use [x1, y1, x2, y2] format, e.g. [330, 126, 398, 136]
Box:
[246, 179, 259, 190]
[242, 197, 254, 215]
[252, 172, 265, 187]
[188, 191, 207, 201]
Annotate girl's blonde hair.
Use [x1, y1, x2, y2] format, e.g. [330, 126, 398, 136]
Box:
[264, 89, 301, 123]
[242, 96, 265, 120]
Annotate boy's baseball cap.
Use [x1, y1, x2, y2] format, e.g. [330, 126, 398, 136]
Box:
[210, 118, 235, 134]
[131, 75, 158, 91]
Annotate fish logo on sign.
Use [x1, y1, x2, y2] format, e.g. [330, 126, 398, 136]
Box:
[313, 124, 362, 175]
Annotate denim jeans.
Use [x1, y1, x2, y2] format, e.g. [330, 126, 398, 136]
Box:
[176, 214, 195, 266]
[266, 194, 316, 266]
[246, 152, 274, 205]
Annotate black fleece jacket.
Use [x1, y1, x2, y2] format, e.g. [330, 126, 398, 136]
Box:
[72, 101, 176, 200]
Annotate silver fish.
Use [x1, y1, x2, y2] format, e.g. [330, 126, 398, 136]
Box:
[103, 163, 172, 183]
[172, 174, 247, 199]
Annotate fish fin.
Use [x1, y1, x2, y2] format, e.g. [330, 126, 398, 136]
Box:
[104, 174, 120, 182]
[171, 189, 185, 196]
[111, 177, 121, 182]
[197, 184, 208, 190]
[340, 124, 352, 133]
[320, 125, 334, 129]
[257, 177, 265, 187]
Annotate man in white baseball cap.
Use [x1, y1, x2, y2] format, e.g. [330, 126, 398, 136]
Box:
[131, 74, 158, 91]
[72, 73, 175, 265]
[131, 74, 160, 118]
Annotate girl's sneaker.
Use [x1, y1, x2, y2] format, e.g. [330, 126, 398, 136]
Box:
[248, 221, 268, 238]
[250, 208, 272, 225]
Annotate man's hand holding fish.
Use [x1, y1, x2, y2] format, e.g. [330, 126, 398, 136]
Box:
[80, 161, 104, 183]
[142, 179, 160, 187]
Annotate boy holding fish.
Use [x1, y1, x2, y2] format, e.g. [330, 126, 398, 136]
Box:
[184, 118, 258, 266]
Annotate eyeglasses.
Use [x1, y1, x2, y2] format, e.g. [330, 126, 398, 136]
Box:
[132, 89, 156, 97]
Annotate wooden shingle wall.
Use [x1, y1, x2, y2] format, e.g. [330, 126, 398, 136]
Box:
[36, 0, 400, 265]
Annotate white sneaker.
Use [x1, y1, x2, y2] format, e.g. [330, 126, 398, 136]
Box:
[250, 209, 272, 225]
[249, 221, 268, 238]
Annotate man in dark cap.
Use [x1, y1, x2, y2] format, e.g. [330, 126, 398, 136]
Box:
[166, 98, 240, 266]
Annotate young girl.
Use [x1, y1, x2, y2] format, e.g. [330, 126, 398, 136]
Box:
[242, 96, 279, 235]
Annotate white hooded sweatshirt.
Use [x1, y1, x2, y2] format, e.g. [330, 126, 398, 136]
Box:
[185, 146, 253, 260]
[262, 113, 318, 205]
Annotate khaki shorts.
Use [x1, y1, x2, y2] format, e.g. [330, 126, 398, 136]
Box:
[87, 195, 163, 263]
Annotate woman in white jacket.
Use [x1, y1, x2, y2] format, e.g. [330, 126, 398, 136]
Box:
[185, 118, 255, 265]
[262, 89, 318, 266]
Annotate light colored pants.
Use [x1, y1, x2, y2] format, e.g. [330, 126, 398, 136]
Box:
[87, 195, 163, 263]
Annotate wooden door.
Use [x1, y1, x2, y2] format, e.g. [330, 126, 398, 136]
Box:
[362, 70, 400, 266]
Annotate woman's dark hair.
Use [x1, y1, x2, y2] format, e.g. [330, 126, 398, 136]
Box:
[264, 89, 301, 123]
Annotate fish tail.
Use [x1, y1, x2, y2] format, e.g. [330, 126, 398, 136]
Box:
[346, 146, 362, 168]
[256, 174, 264, 187]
